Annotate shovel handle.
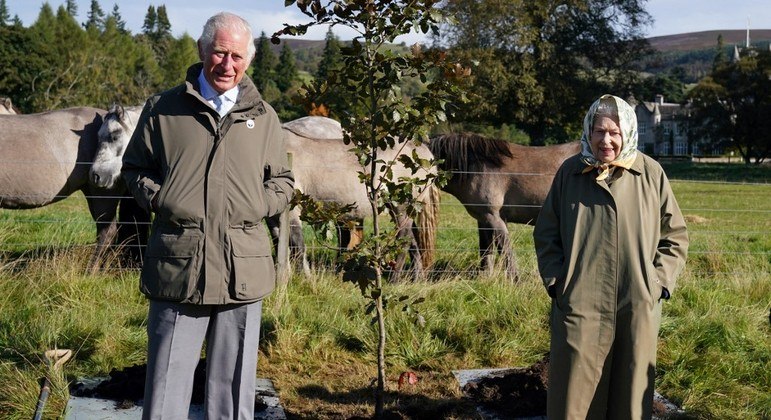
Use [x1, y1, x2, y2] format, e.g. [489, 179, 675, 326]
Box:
[32, 377, 51, 420]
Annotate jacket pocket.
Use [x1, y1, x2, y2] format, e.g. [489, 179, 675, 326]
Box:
[228, 226, 275, 301]
[141, 226, 203, 301]
[645, 262, 663, 303]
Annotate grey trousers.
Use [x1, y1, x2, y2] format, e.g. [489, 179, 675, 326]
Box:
[142, 299, 262, 420]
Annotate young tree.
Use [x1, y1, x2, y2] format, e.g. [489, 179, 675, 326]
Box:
[274, 1, 468, 417]
[252, 31, 277, 93]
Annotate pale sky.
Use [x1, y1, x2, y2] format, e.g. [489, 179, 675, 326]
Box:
[6, 0, 771, 43]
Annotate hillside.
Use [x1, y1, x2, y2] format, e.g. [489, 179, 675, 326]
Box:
[638, 30, 771, 82]
[271, 30, 771, 53]
[267, 30, 771, 80]
[648, 29, 771, 51]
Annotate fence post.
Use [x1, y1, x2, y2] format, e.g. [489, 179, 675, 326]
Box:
[276, 152, 292, 286]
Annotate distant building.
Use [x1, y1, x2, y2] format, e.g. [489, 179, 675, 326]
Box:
[627, 27, 771, 158]
[629, 95, 700, 156]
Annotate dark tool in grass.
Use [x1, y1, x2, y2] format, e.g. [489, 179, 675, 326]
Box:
[33, 349, 73, 420]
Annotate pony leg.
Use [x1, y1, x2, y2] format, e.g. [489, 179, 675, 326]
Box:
[478, 219, 496, 275]
[117, 196, 150, 266]
[491, 219, 517, 281]
[289, 213, 310, 276]
[479, 214, 515, 279]
[390, 212, 422, 281]
[267, 210, 309, 276]
[84, 190, 120, 272]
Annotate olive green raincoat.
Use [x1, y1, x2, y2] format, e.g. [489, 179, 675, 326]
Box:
[122, 63, 294, 305]
[533, 95, 688, 419]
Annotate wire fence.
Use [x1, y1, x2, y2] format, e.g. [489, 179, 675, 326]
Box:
[0, 172, 769, 277]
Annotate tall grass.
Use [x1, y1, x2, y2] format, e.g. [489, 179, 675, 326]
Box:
[0, 166, 768, 418]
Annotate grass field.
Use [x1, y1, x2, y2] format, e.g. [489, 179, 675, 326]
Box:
[0, 163, 768, 419]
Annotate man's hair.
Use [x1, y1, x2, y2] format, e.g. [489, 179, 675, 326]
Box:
[199, 12, 256, 62]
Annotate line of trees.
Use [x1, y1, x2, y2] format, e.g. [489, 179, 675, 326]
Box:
[0, 1, 197, 111]
[0, 1, 309, 121]
[1, 0, 768, 161]
[687, 40, 771, 163]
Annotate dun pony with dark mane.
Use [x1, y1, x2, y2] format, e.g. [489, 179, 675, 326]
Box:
[430, 133, 579, 280]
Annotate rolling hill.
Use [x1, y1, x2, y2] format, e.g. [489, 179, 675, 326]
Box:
[268, 30, 771, 79]
[648, 29, 771, 51]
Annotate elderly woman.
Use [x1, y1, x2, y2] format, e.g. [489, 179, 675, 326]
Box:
[534, 94, 688, 419]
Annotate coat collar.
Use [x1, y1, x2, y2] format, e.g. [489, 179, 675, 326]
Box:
[183, 63, 264, 116]
[572, 152, 644, 176]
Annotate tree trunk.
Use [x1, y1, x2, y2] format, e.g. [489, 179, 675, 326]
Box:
[375, 282, 386, 418]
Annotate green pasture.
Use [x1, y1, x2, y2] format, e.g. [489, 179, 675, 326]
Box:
[0, 165, 768, 419]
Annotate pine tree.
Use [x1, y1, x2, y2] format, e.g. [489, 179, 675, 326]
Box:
[0, 0, 10, 26]
[83, 0, 105, 31]
[316, 28, 342, 80]
[110, 4, 127, 34]
[713, 34, 727, 71]
[65, 0, 77, 18]
[142, 5, 156, 36]
[313, 28, 346, 117]
[275, 43, 297, 92]
[155, 5, 171, 40]
[252, 31, 277, 92]
[161, 33, 199, 88]
[31, 3, 56, 41]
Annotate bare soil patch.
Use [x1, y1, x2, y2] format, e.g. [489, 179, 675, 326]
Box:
[71, 357, 679, 418]
[461, 356, 678, 419]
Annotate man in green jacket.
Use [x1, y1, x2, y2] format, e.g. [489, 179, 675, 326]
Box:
[122, 12, 294, 419]
[534, 94, 688, 419]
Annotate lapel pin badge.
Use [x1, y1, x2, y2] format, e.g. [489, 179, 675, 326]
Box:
[246, 119, 255, 129]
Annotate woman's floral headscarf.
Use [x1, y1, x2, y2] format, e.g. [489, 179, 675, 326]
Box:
[580, 94, 638, 180]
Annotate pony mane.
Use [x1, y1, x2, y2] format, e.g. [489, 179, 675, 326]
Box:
[429, 133, 513, 181]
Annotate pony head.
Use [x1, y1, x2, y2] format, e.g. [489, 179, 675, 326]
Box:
[0, 97, 17, 115]
[90, 104, 141, 189]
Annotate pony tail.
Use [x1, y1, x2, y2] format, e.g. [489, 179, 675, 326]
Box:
[415, 183, 440, 270]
